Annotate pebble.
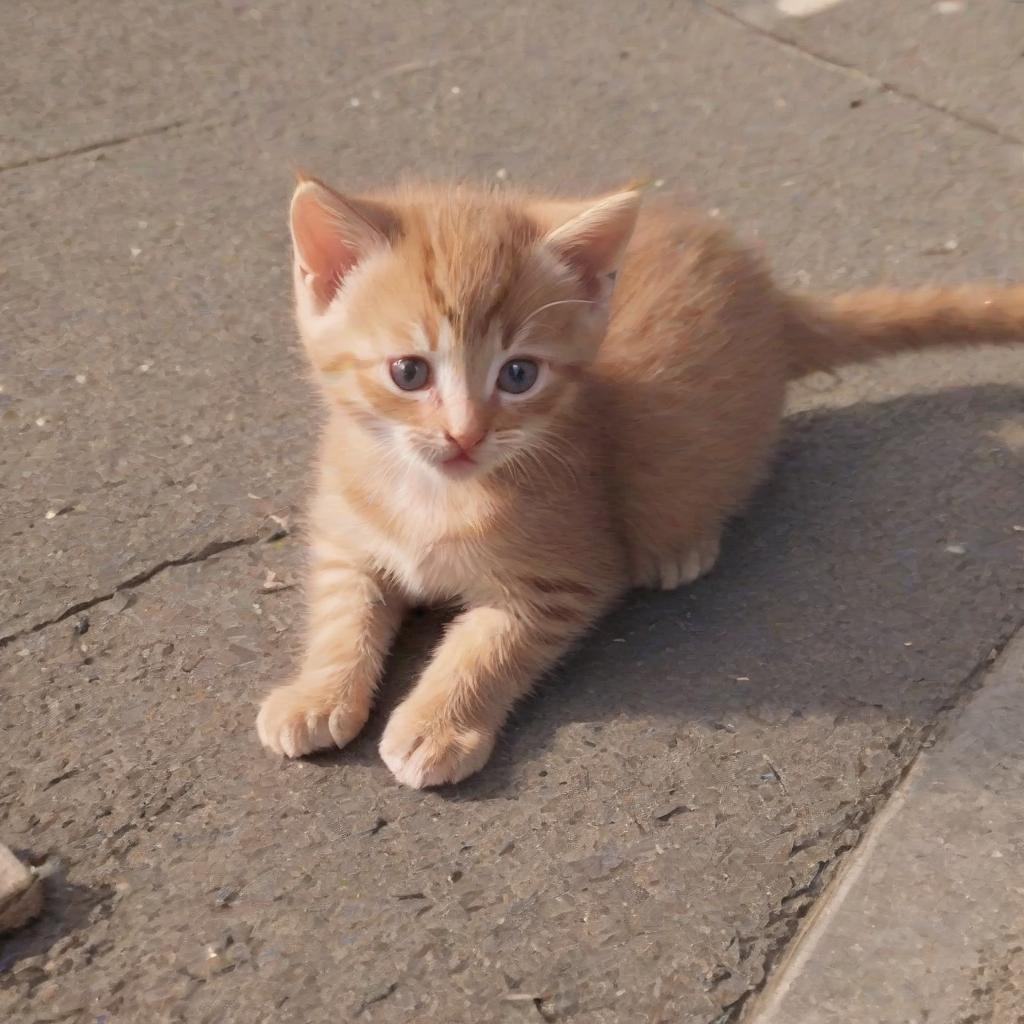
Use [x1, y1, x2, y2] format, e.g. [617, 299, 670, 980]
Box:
[0, 843, 45, 932]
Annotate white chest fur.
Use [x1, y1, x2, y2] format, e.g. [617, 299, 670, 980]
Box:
[315, 478, 496, 605]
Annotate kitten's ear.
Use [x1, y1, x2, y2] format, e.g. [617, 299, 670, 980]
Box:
[290, 177, 400, 311]
[537, 190, 641, 299]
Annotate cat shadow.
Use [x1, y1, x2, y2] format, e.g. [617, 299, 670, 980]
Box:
[317, 383, 1024, 797]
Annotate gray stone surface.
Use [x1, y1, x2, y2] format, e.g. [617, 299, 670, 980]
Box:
[713, 0, 1024, 141]
[2, 2, 1023, 1022]
[750, 629, 1024, 1024]
[5, 0, 1024, 641]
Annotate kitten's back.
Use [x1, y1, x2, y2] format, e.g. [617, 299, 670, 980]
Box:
[595, 207, 792, 569]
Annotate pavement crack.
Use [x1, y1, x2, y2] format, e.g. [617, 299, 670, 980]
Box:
[1, 48, 492, 176]
[700, 1, 1023, 147]
[0, 118, 190, 173]
[355, 982, 398, 1016]
[0, 534, 263, 648]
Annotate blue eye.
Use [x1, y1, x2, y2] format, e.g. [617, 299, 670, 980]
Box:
[390, 357, 431, 391]
[497, 359, 539, 395]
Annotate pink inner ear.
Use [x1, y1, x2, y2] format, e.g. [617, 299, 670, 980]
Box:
[559, 242, 605, 300]
[291, 191, 358, 308]
[562, 232, 619, 286]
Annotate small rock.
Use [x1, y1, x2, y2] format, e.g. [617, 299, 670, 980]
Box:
[653, 803, 691, 823]
[261, 569, 294, 593]
[214, 886, 238, 908]
[198, 946, 233, 978]
[922, 238, 959, 255]
[0, 843, 45, 933]
[702, 963, 732, 991]
[266, 512, 290, 540]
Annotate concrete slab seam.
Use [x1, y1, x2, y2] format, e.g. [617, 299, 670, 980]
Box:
[700, 0, 1024, 147]
[735, 614, 1024, 1023]
[0, 49, 489, 177]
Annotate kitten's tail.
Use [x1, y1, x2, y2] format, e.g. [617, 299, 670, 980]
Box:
[784, 284, 1024, 378]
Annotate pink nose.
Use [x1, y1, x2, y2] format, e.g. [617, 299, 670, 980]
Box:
[445, 426, 487, 453]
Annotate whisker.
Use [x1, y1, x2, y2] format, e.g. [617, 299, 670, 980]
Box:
[520, 298, 595, 331]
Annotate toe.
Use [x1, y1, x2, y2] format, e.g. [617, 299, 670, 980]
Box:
[256, 684, 368, 759]
[380, 705, 495, 788]
[677, 550, 703, 585]
[699, 535, 721, 576]
[328, 703, 369, 747]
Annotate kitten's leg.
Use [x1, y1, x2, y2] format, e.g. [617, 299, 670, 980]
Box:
[379, 597, 598, 788]
[257, 562, 403, 758]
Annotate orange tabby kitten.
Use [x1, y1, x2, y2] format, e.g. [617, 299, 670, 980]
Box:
[256, 176, 1024, 787]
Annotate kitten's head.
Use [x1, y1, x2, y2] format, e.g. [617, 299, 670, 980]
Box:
[289, 177, 639, 481]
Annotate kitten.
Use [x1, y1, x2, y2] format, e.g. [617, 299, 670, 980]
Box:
[256, 176, 1024, 787]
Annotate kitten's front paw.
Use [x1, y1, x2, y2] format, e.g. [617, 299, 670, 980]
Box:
[379, 703, 495, 789]
[256, 683, 369, 758]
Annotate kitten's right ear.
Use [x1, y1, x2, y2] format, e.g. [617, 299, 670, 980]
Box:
[533, 190, 641, 306]
[289, 177, 400, 312]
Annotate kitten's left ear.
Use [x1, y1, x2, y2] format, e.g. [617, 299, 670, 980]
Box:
[290, 176, 401, 312]
[536, 190, 641, 301]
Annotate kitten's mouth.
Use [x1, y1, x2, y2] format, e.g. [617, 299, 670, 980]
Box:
[439, 451, 477, 474]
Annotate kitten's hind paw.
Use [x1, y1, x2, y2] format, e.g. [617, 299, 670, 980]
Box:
[630, 533, 721, 591]
[256, 682, 369, 758]
[379, 704, 495, 789]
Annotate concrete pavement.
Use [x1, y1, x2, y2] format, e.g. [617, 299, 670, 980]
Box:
[2, 1, 1023, 1021]
[751, 630, 1024, 1023]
